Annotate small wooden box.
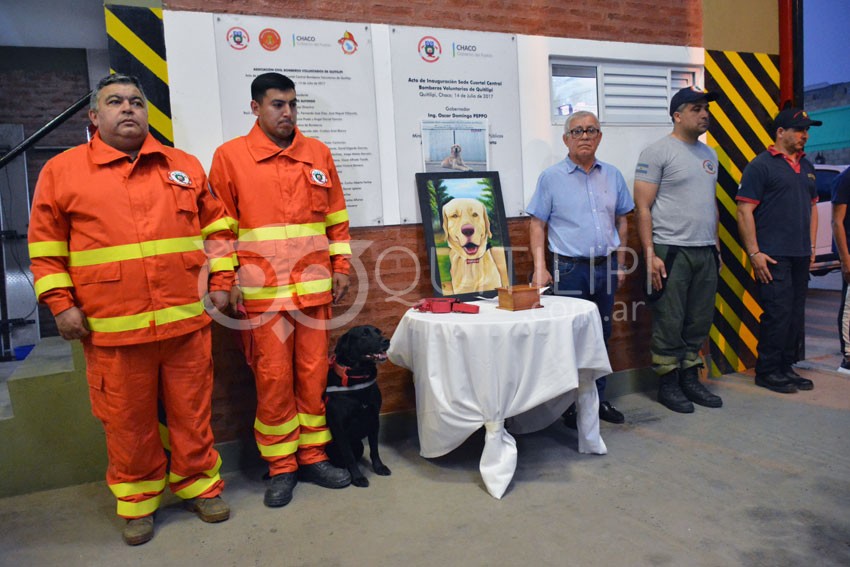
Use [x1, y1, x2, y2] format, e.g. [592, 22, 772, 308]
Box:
[496, 285, 543, 311]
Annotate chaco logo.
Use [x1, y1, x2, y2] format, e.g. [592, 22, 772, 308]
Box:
[453, 43, 477, 55]
[293, 34, 316, 45]
[418, 36, 441, 63]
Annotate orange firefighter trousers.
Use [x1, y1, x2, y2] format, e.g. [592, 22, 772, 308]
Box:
[83, 325, 223, 518]
[246, 304, 332, 475]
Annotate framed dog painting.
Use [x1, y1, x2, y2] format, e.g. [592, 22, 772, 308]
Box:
[415, 171, 514, 301]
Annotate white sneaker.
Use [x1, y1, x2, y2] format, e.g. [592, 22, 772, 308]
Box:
[837, 360, 850, 374]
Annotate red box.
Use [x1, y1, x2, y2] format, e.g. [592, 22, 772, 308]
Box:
[451, 302, 480, 314]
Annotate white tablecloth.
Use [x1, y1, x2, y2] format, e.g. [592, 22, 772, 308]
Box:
[388, 295, 611, 498]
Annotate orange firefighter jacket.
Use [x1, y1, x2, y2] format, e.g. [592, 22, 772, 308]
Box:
[28, 132, 236, 346]
[209, 123, 351, 313]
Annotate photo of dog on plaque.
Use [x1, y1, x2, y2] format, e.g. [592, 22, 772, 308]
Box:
[420, 119, 488, 173]
[415, 171, 514, 300]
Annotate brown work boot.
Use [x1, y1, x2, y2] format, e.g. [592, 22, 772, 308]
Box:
[122, 515, 154, 546]
[185, 495, 230, 523]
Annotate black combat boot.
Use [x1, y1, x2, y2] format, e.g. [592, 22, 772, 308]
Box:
[679, 366, 723, 407]
[657, 369, 694, 413]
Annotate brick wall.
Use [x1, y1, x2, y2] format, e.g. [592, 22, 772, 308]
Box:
[0, 47, 93, 338]
[0, 48, 92, 199]
[165, 0, 703, 46]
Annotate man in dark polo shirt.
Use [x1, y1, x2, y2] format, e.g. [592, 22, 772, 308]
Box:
[736, 107, 822, 393]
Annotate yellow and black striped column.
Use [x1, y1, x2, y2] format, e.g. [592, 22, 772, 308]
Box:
[104, 3, 173, 146]
[705, 49, 780, 375]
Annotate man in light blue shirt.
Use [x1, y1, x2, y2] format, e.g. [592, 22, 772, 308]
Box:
[528, 110, 634, 425]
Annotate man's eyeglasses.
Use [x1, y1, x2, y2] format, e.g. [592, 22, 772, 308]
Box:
[568, 126, 601, 139]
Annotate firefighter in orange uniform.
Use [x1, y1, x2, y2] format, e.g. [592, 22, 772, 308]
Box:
[209, 72, 352, 507]
[28, 74, 235, 546]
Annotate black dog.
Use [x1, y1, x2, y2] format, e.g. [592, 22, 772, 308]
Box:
[325, 325, 391, 487]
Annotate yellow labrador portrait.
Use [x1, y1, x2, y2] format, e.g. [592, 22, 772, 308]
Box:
[441, 198, 509, 294]
[440, 144, 471, 171]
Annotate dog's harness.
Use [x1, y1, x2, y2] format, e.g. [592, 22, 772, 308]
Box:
[325, 355, 376, 393]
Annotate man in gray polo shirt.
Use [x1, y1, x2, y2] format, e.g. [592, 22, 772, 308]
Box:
[633, 86, 724, 414]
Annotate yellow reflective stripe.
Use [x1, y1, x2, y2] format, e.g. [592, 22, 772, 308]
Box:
[116, 493, 162, 518]
[87, 300, 204, 333]
[297, 278, 333, 295]
[201, 216, 237, 239]
[254, 416, 299, 436]
[299, 430, 332, 446]
[68, 236, 201, 267]
[172, 473, 221, 500]
[209, 256, 234, 273]
[34, 272, 73, 298]
[241, 278, 332, 300]
[298, 413, 327, 428]
[109, 478, 167, 498]
[159, 422, 170, 451]
[28, 241, 69, 258]
[237, 222, 325, 241]
[242, 284, 294, 300]
[329, 242, 351, 256]
[232, 253, 239, 267]
[258, 439, 300, 458]
[325, 209, 349, 226]
[170, 455, 222, 484]
[206, 454, 223, 477]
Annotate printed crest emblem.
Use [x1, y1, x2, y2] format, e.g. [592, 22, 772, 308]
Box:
[338, 31, 358, 55]
[226, 27, 249, 50]
[259, 28, 281, 51]
[703, 160, 716, 175]
[418, 36, 442, 63]
[311, 169, 328, 185]
[168, 170, 192, 187]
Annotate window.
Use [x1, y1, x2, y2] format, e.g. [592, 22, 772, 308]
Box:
[550, 64, 599, 118]
[550, 58, 699, 125]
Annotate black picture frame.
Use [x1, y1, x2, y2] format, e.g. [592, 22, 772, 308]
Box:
[415, 171, 514, 301]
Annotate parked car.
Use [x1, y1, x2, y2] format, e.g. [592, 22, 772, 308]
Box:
[811, 164, 849, 275]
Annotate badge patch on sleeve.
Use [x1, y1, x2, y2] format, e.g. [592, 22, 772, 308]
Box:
[310, 169, 329, 185]
[168, 170, 193, 187]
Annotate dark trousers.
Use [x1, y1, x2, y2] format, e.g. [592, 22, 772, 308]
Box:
[649, 245, 718, 376]
[839, 279, 850, 358]
[554, 255, 618, 399]
[755, 256, 809, 376]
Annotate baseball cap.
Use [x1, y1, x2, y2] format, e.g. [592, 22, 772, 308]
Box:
[669, 86, 719, 116]
[773, 107, 823, 131]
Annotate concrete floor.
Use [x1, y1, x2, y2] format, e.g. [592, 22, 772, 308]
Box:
[2, 290, 849, 566]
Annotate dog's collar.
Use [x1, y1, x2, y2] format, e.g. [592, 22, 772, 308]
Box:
[466, 258, 480, 264]
[329, 354, 373, 388]
[326, 379, 376, 393]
